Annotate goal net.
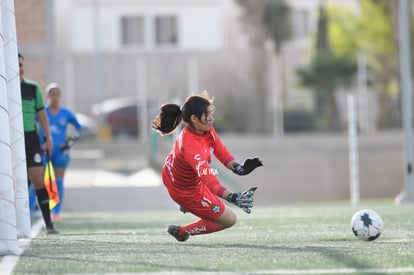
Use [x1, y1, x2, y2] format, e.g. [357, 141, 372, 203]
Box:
[0, 0, 31, 256]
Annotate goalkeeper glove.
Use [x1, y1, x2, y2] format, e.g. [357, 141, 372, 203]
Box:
[226, 187, 258, 214]
[231, 157, 263, 176]
[60, 135, 79, 153]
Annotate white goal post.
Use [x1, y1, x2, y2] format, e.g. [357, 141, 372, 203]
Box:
[0, 0, 31, 256]
[3, 0, 31, 239]
[347, 93, 360, 206]
[0, 13, 18, 255]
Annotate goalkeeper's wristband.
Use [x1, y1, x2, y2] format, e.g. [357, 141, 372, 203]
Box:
[226, 192, 240, 203]
[231, 162, 244, 175]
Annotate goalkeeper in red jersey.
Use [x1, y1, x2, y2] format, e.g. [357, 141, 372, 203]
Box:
[152, 91, 262, 242]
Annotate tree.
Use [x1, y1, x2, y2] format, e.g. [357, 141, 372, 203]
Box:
[263, 0, 292, 54]
[297, 53, 357, 130]
[235, 0, 291, 133]
[359, 0, 399, 128]
[328, 0, 400, 129]
[327, 6, 361, 58]
[297, 4, 356, 131]
[235, 0, 291, 49]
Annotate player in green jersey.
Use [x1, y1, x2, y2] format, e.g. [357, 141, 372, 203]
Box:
[19, 53, 58, 234]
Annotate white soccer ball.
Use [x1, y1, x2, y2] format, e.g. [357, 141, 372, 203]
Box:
[351, 209, 384, 241]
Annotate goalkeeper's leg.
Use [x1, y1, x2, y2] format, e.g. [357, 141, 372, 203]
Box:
[180, 206, 236, 235]
[169, 206, 236, 241]
[166, 180, 237, 241]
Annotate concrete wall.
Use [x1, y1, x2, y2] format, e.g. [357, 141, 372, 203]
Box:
[65, 131, 406, 212]
[153, 132, 405, 204]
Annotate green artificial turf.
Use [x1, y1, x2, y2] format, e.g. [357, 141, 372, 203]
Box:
[12, 203, 414, 274]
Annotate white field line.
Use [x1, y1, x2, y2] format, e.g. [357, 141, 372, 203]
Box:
[0, 219, 43, 275]
[142, 267, 414, 275]
[249, 267, 414, 274]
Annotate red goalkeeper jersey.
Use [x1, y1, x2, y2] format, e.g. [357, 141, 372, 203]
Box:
[162, 125, 235, 198]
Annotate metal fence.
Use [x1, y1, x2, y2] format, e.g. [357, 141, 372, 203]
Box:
[55, 49, 395, 138]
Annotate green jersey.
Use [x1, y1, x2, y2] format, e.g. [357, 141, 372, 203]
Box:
[21, 79, 45, 132]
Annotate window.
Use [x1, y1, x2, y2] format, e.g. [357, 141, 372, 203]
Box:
[292, 9, 310, 39]
[154, 15, 178, 45]
[121, 16, 145, 45]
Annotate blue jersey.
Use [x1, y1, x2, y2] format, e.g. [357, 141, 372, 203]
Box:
[40, 106, 83, 155]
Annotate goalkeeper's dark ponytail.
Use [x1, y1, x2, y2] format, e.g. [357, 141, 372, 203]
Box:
[152, 91, 212, 135]
[151, 104, 182, 135]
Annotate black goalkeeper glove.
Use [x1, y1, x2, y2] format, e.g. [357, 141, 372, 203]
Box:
[59, 136, 79, 153]
[226, 187, 258, 214]
[232, 157, 263, 176]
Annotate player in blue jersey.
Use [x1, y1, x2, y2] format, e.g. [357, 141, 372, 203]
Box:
[38, 83, 83, 221]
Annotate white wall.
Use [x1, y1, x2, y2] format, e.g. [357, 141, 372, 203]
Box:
[60, 0, 358, 53]
[65, 0, 240, 53]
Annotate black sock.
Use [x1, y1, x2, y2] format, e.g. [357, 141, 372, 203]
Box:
[36, 188, 52, 227]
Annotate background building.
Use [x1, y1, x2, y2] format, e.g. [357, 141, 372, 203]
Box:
[16, 0, 367, 136]
[15, 0, 53, 88]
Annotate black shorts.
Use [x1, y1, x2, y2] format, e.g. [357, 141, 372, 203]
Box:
[25, 131, 44, 168]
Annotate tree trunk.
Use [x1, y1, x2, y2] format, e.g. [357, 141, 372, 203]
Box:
[326, 90, 341, 131]
[247, 48, 269, 133]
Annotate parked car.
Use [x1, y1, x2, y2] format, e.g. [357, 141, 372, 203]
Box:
[91, 97, 157, 137]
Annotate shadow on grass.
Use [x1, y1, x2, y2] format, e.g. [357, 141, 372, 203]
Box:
[187, 242, 389, 275]
[18, 244, 221, 273]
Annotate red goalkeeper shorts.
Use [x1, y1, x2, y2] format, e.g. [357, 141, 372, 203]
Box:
[162, 172, 225, 220]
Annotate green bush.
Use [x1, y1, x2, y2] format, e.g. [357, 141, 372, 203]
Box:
[283, 109, 316, 132]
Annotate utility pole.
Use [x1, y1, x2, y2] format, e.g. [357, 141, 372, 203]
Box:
[396, 0, 414, 204]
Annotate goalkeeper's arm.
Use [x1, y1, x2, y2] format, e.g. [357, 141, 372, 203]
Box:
[228, 157, 263, 176]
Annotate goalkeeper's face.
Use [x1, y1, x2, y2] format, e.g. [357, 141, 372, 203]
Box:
[205, 105, 215, 124]
[202, 105, 215, 126]
[191, 105, 215, 133]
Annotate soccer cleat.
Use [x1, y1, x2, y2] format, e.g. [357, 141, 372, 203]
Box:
[167, 225, 189, 242]
[46, 224, 59, 234]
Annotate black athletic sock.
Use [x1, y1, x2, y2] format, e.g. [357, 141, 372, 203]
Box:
[36, 188, 52, 227]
